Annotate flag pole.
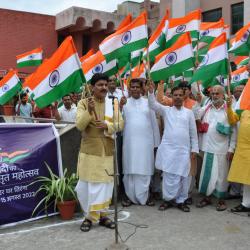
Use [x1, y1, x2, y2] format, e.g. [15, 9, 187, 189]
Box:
[116, 61, 125, 97]
[84, 84, 99, 120]
[146, 46, 151, 82]
[195, 40, 201, 93]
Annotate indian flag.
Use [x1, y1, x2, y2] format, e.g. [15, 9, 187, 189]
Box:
[199, 19, 224, 44]
[231, 66, 249, 88]
[82, 50, 117, 82]
[235, 78, 250, 111]
[117, 13, 132, 30]
[166, 9, 201, 47]
[229, 23, 250, 56]
[99, 12, 148, 62]
[150, 32, 194, 81]
[80, 49, 95, 63]
[131, 48, 144, 67]
[237, 56, 249, 68]
[0, 70, 22, 105]
[131, 63, 146, 79]
[31, 36, 85, 108]
[191, 33, 229, 86]
[16, 47, 43, 68]
[147, 10, 169, 62]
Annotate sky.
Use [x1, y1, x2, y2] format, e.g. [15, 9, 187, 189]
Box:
[0, 0, 159, 15]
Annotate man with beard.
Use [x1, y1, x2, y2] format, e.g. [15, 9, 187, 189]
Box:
[148, 84, 198, 212]
[15, 93, 33, 122]
[195, 85, 236, 211]
[75, 73, 124, 232]
[121, 78, 160, 206]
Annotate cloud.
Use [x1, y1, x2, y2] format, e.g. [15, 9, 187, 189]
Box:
[0, 0, 159, 15]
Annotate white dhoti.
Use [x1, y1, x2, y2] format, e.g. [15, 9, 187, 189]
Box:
[199, 152, 229, 198]
[75, 180, 113, 222]
[123, 174, 151, 205]
[242, 185, 250, 208]
[162, 172, 189, 204]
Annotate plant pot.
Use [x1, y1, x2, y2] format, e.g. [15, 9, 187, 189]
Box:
[1, 105, 14, 116]
[57, 200, 77, 220]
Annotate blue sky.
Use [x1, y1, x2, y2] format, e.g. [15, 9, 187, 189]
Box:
[0, 0, 159, 15]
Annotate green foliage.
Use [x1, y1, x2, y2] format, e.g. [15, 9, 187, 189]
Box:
[29, 162, 78, 216]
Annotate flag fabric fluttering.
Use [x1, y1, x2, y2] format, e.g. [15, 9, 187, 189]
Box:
[199, 19, 224, 44]
[31, 36, 85, 108]
[228, 23, 250, 56]
[82, 50, 117, 82]
[80, 49, 95, 63]
[99, 12, 148, 62]
[191, 33, 229, 87]
[231, 66, 249, 89]
[147, 10, 169, 62]
[0, 70, 22, 105]
[166, 9, 201, 47]
[235, 78, 250, 111]
[131, 63, 146, 79]
[16, 48, 43, 68]
[150, 32, 194, 82]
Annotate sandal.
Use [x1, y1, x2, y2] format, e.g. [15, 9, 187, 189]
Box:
[196, 198, 212, 208]
[146, 199, 155, 207]
[231, 204, 250, 213]
[80, 219, 92, 232]
[121, 198, 132, 207]
[158, 201, 173, 211]
[99, 217, 115, 229]
[177, 203, 190, 212]
[216, 200, 227, 211]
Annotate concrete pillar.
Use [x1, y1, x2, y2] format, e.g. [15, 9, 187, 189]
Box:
[244, 0, 250, 25]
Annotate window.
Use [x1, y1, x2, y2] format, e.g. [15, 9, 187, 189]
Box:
[202, 8, 222, 22]
[231, 2, 244, 35]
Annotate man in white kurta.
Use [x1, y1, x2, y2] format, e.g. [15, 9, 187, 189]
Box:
[148, 84, 199, 212]
[122, 79, 160, 205]
[194, 85, 236, 211]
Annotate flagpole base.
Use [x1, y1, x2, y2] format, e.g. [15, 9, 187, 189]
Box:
[105, 242, 129, 250]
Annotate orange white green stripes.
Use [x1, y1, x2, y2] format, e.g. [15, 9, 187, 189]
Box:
[231, 66, 249, 87]
[191, 33, 229, 87]
[235, 78, 250, 111]
[99, 12, 148, 62]
[150, 32, 194, 81]
[82, 51, 117, 82]
[200, 19, 224, 43]
[131, 63, 146, 79]
[16, 47, 43, 68]
[31, 36, 84, 108]
[147, 10, 169, 62]
[0, 70, 22, 105]
[166, 9, 201, 47]
[229, 22, 250, 56]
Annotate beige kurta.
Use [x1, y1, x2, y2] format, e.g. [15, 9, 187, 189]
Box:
[76, 97, 124, 183]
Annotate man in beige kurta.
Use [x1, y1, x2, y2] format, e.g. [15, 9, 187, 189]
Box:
[75, 73, 124, 232]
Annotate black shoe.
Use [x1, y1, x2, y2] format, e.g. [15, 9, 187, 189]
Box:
[231, 204, 250, 213]
[184, 197, 193, 205]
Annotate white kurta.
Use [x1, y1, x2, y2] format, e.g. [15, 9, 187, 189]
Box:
[123, 97, 160, 175]
[148, 93, 199, 177]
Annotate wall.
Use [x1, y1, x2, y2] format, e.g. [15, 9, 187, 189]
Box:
[0, 9, 57, 74]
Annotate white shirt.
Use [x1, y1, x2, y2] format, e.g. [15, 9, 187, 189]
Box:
[122, 97, 160, 175]
[197, 102, 236, 154]
[107, 88, 128, 102]
[148, 93, 199, 177]
[58, 105, 77, 122]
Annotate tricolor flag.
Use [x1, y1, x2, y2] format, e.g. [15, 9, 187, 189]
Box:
[147, 10, 169, 62]
[235, 78, 250, 111]
[0, 70, 22, 105]
[100, 12, 148, 62]
[117, 13, 132, 30]
[16, 47, 43, 68]
[237, 56, 249, 68]
[131, 48, 144, 67]
[31, 36, 85, 108]
[150, 33, 194, 81]
[166, 9, 201, 47]
[191, 33, 229, 87]
[231, 66, 249, 88]
[229, 23, 250, 56]
[80, 49, 95, 63]
[199, 19, 224, 44]
[131, 63, 146, 79]
[82, 51, 117, 82]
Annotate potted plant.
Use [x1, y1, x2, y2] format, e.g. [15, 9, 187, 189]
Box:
[31, 162, 78, 220]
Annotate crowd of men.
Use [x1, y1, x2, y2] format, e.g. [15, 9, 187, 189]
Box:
[72, 72, 250, 232]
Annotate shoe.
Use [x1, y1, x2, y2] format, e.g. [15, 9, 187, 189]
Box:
[231, 204, 250, 213]
[184, 197, 193, 205]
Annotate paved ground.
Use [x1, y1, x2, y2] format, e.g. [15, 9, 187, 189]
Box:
[1, 194, 250, 250]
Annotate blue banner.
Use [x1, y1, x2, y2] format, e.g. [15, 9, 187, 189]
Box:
[0, 123, 62, 226]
